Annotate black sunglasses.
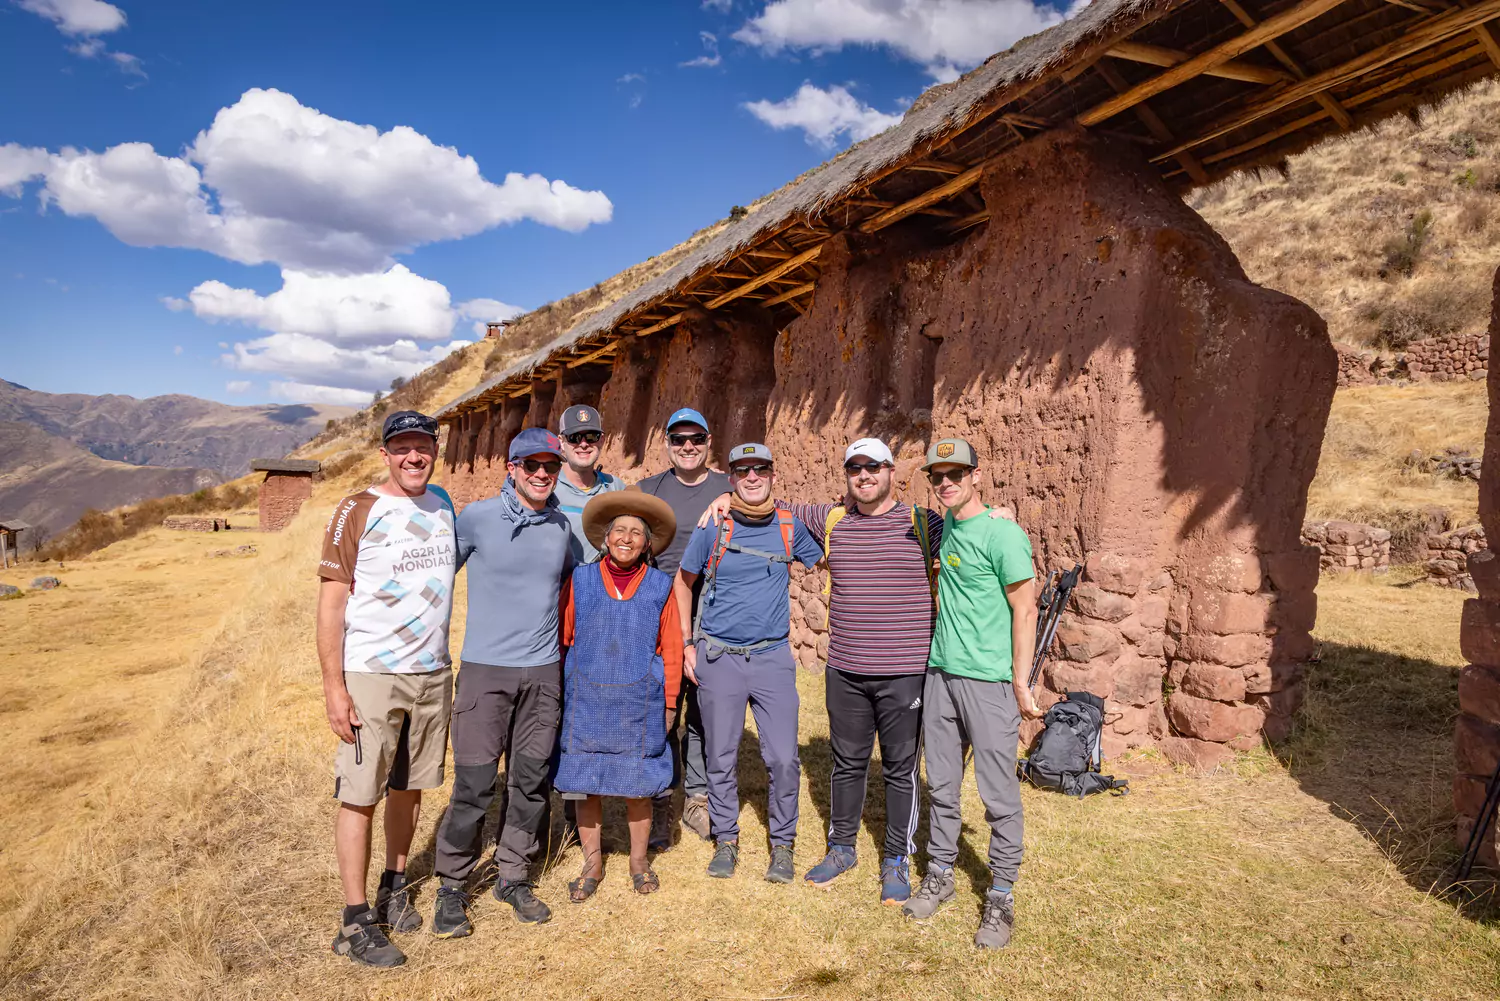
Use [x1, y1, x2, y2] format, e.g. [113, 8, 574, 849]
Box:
[927, 468, 968, 485]
[518, 458, 562, 475]
[565, 431, 602, 445]
[668, 432, 708, 446]
[731, 463, 773, 476]
[384, 414, 438, 438]
[844, 461, 889, 474]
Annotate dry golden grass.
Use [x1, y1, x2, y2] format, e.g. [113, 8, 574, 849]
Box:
[1193, 78, 1500, 348]
[2, 463, 1498, 999]
[1308, 379, 1485, 530]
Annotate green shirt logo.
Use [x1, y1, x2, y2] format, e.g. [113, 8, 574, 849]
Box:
[945, 553, 961, 568]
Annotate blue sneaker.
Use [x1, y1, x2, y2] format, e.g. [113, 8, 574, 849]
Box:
[880, 856, 911, 906]
[803, 844, 857, 887]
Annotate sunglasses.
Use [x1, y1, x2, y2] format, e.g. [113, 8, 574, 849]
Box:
[844, 460, 889, 474]
[731, 463, 773, 477]
[565, 431, 602, 445]
[668, 432, 708, 446]
[927, 468, 969, 486]
[384, 414, 438, 439]
[517, 458, 562, 475]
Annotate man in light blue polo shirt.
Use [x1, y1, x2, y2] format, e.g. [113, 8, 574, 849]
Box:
[551, 404, 623, 564]
[673, 442, 823, 883]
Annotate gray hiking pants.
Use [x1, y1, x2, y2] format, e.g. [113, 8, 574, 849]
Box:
[922, 668, 1024, 884]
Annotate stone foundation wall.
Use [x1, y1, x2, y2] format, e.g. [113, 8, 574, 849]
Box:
[259, 472, 314, 532]
[444, 128, 1335, 759]
[1300, 520, 1392, 573]
[1408, 332, 1489, 383]
[1335, 344, 1380, 387]
[161, 515, 233, 532]
[1456, 267, 1500, 869]
[1424, 525, 1486, 591]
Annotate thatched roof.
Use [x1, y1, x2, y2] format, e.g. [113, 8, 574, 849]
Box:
[250, 459, 321, 475]
[440, 0, 1500, 419]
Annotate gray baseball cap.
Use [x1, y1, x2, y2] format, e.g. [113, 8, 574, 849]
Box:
[727, 442, 773, 466]
[559, 404, 603, 436]
[921, 437, 978, 471]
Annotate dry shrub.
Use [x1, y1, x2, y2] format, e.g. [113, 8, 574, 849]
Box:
[41, 481, 259, 561]
[1457, 194, 1494, 234]
[1380, 208, 1433, 279]
[1374, 269, 1490, 348]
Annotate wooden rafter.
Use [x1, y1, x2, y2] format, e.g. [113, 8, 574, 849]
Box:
[858, 164, 984, 232]
[1218, 0, 1354, 131]
[909, 159, 967, 174]
[1152, 1, 1500, 163]
[1078, 0, 1351, 127]
[1106, 40, 1290, 84]
[763, 283, 815, 306]
[565, 341, 617, 368]
[1476, 22, 1500, 69]
[1094, 59, 1209, 184]
[705, 245, 822, 308]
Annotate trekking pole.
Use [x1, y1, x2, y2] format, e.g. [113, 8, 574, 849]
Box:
[1029, 561, 1083, 690]
[1453, 754, 1500, 886]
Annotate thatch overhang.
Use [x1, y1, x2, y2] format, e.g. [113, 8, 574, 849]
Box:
[250, 459, 322, 475]
[438, 0, 1500, 421]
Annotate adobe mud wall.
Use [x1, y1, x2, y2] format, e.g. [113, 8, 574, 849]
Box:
[1455, 267, 1500, 868]
[445, 128, 1335, 759]
[259, 472, 313, 532]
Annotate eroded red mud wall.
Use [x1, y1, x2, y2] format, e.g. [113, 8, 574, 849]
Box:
[259, 472, 313, 531]
[1455, 265, 1500, 867]
[443, 129, 1335, 754]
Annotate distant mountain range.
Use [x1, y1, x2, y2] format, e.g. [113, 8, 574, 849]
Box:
[0, 380, 351, 536]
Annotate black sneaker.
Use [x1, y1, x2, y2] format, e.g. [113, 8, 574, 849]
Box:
[975, 888, 1015, 950]
[432, 885, 472, 939]
[495, 879, 553, 924]
[706, 840, 739, 878]
[648, 796, 674, 853]
[765, 843, 795, 884]
[331, 908, 406, 967]
[375, 879, 422, 934]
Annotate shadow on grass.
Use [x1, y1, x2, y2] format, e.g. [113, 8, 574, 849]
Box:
[1275, 639, 1500, 921]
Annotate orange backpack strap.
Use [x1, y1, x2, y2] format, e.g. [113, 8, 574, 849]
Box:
[706, 518, 734, 580]
[776, 509, 795, 559]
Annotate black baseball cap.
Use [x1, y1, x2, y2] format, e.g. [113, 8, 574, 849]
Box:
[382, 410, 439, 443]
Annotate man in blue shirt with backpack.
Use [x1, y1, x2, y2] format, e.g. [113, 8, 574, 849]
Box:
[673, 442, 823, 883]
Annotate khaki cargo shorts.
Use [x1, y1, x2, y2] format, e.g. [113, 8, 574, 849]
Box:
[334, 669, 453, 806]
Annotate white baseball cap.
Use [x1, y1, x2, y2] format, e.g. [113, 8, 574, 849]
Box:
[844, 437, 894, 465]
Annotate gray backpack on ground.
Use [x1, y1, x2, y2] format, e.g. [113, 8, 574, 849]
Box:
[1017, 691, 1129, 798]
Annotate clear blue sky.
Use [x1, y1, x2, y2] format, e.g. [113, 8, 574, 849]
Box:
[0, 0, 1070, 404]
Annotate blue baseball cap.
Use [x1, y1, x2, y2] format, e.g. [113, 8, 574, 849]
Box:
[666, 407, 709, 432]
[508, 427, 563, 461]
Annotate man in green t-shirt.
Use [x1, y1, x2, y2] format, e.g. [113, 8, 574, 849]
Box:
[902, 437, 1043, 951]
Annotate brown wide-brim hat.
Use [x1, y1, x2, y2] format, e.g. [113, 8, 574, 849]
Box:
[582, 490, 677, 557]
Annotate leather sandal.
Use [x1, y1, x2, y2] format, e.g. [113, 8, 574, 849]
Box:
[631, 869, 660, 895]
[568, 875, 601, 903]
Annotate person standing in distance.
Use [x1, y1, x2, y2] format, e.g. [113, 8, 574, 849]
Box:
[634, 407, 730, 846]
[430, 427, 574, 936]
[552, 404, 624, 565]
[318, 410, 456, 968]
[902, 437, 1043, 951]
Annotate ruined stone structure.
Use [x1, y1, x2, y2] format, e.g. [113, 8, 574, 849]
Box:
[1334, 344, 1383, 387]
[162, 515, 233, 532]
[1424, 525, 1486, 591]
[250, 459, 320, 532]
[1300, 520, 1392, 574]
[1407, 332, 1489, 383]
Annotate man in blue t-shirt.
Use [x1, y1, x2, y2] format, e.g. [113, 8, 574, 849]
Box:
[674, 442, 823, 884]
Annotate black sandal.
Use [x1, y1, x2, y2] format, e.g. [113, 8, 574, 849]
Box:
[568, 874, 600, 903]
[631, 869, 660, 895]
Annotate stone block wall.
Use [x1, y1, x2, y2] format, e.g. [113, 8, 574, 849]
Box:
[161, 515, 233, 532]
[259, 472, 314, 532]
[1300, 520, 1392, 573]
[1456, 266, 1500, 869]
[1424, 525, 1486, 591]
[1408, 332, 1489, 383]
[443, 128, 1335, 758]
[1335, 344, 1380, 387]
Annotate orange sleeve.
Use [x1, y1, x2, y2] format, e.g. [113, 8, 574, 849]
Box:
[657, 592, 684, 710]
[559, 575, 575, 649]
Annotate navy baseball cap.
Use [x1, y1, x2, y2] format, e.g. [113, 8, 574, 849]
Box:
[381, 410, 438, 443]
[666, 407, 709, 432]
[508, 427, 563, 461]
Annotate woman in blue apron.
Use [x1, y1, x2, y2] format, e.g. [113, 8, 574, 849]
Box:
[556, 490, 682, 900]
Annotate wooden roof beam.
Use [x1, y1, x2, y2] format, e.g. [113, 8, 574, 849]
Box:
[763, 283, 815, 306]
[1095, 59, 1209, 184]
[908, 159, 967, 174]
[1476, 22, 1500, 68]
[1106, 40, 1291, 85]
[1153, 1, 1500, 162]
[858, 163, 984, 232]
[705, 244, 822, 309]
[1078, 0, 1351, 126]
[1218, 0, 1354, 131]
[566, 341, 618, 368]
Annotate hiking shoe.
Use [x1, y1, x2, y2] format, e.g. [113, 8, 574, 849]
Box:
[374, 879, 421, 934]
[765, 843, 796, 884]
[494, 879, 552, 924]
[974, 888, 1015, 950]
[431, 886, 472, 939]
[649, 796, 674, 853]
[901, 866, 956, 920]
[803, 845, 856, 887]
[879, 856, 911, 906]
[331, 908, 406, 967]
[681, 793, 712, 841]
[706, 840, 739, 879]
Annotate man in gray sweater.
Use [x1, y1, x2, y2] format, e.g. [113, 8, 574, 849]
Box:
[431, 427, 574, 936]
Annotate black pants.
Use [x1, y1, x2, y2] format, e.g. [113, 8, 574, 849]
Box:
[824, 669, 924, 859]
[435, 662, 561, 885]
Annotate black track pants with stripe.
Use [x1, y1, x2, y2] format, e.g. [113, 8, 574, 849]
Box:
[823, 668, 924, 859]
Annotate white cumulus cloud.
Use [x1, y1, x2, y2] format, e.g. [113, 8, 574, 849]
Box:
[268, 381, 373, 406]
[734, 0, 1077, 80]
[225, 379, 252, 393]
[4, 88, 613, 274]
[745, 83, 902, 147]
[227, 333, 471, 398]
[0, 143, 51, 196]
[456, 297, 525, 337]
[18, 0, 145, 78]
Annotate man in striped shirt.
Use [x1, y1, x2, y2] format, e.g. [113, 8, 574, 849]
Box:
[702, 436, 943, 904]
